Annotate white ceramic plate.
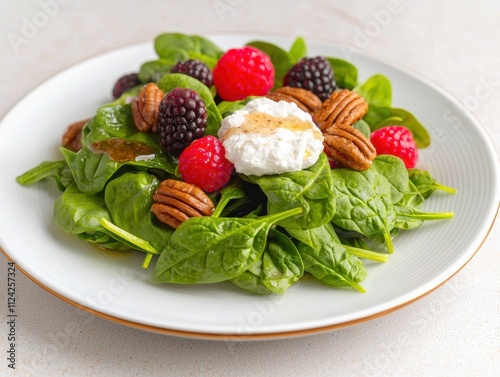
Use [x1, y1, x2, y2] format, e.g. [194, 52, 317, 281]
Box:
[1, 35, 499, 339]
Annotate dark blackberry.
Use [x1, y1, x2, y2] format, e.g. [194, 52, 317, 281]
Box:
[170, 59, 213, 87]
[112, 73, 141, 99]
[283, 57, 336, 101]
[157, 88, 207, 157]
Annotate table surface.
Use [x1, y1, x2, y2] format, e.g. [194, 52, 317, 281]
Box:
[1, 1, 499, 376]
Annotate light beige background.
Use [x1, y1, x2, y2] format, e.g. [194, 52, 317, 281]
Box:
[1, 1, 499, 376]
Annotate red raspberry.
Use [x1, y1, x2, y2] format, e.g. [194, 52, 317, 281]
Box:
[370, 126, 418, 168]
[178, 135, 234, 192]
[213, 46, 275, 101]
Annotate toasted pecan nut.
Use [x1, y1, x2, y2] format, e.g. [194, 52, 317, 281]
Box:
[313, 89, 368, 132]
[323, 123, 376, 171]
[266, 86, 322, 114]
[62, 119, 89, 152]
[152, 179, 215, 229]
[131, 83, 164, 133]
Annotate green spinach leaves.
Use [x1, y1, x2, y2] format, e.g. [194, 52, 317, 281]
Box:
[330, 155, 455, 253]
[16, 33, 457, 297]
[230, 229, 304, 295]
[153, 207, 303, 284]
[154, 33, 223, 68]
[247, 37, 358, 91]
[16, 160, 74, 191]
[247, 153, 335, 230]
[354, 75, 430, 148]
[330, 165, 396, 253]
[288, 223, 367, 293]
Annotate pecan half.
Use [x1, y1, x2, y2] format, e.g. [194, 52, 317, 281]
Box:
[266, 86, 322, 114]
[323, 123, 376, 170]
[131, 83, 164, 133]
[313, 89, 368, 132]
[62, 119, 89, 152]
[151, 179, 215, 229]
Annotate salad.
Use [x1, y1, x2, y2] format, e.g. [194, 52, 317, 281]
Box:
[16, 33, 456, 295]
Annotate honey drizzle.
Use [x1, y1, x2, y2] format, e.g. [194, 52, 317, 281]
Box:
[221, 111, 322, 141]
[88, 138, 156, 162]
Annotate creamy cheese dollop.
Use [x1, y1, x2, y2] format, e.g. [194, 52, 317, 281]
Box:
[217, 98, 324, 176]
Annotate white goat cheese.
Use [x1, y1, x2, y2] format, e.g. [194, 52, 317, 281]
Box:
[217, 98, 324, 176]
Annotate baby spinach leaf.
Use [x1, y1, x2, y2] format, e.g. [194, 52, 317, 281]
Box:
[247, 153, 335, 230]
[217, 96, 258, 118]
[290, 221, 386, 263]
[288, 37, 307, 63]
[353, 119, 371, 138]
[104, 171, 173, 253]
[394, 213, 423, 230]
[370, 155, 410, 204]
[98, 218, 159, 269]
[217, 100, 246, 118]
[99, 218, 157, 253]
[341, 243, 388, 263]
[212, 179, 246, 218]
[157, 73, 222, 136]
[369, 155, 426, 225]
[339, 236, 368, 250]
[395, 205, 454, 221]
[53, 183, 128, 250]
[369, 158, 455, 230]
[229, 259, 273, 295]
[231, 229, 304, 295]
[326, 57, 358, 90]
[16, 160, 74, 191]
[81, 104, 137, 147]
[219, 179, 268, 218]
[363, 105, 431, 149]
[353, 74, 430, 148]
[354, 74, 392, 108]
[157, 73, 213, 101]
[62, 132, 176, 195]
[190, 35, 225, 65]
[152, 207, 302, 284]
[61, 148, 117, 195]
[401, 180, 425, 208]
[330, 167, 396, 253]
[162, 48, 190, 66]
[256, 229, 303, 293]
[138, 59, 174, 83]
[287, 223, 367, 292]
[154, 33, 223, 68]
[408, 169, 457, 199]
